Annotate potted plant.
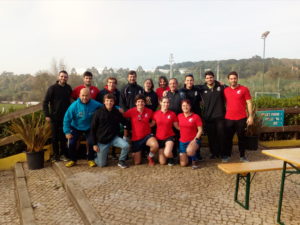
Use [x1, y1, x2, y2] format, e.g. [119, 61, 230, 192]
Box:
[8, 113, 52, 169]
[245, 104, 263, 150]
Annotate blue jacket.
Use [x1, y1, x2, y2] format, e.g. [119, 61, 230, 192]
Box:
[63, 98, 103, 134]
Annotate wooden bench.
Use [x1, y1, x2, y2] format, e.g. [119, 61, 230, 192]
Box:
[218, 160, 293, 210]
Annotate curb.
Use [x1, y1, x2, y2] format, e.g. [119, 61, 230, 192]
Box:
[14, 162, 37, 225]
[53, 162, 104, 225]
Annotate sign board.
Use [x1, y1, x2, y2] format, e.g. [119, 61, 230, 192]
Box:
[256, 110, 284, 127]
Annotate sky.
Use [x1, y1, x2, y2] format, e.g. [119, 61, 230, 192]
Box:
[0, 0, 300, 74]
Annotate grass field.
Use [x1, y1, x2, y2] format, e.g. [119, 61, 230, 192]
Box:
[0, 103, 26, 114]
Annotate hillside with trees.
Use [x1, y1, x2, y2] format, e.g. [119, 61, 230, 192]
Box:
[0, 56, 299, 102]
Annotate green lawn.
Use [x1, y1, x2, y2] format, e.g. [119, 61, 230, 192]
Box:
[0, 103, 27, 115]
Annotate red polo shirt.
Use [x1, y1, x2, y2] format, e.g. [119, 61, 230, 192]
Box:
[153, 110, 178, 140]
[123, 107, 153, 141]
[224, 85, 251, 120]
[156, 87, 170, 100]
[178, 113, 202, 142]
[71, 85, 100, 100]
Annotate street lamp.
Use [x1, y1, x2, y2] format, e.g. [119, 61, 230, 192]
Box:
[261, 31, 270, 92]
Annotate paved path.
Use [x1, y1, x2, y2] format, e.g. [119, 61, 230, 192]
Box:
[24, 163, 84, 225]
[65, 147, 300, 225]
[0, 170, 20, 225]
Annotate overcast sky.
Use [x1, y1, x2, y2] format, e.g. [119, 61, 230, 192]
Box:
[0, 0, 299, 74]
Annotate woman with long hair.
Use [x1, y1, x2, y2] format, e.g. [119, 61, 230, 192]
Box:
[143, 78, 158, 112]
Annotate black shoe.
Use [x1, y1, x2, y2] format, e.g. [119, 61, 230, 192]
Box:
[168, 158, 175, 166]
[197, 155, 204, 162]
[118, 160, 128, 169]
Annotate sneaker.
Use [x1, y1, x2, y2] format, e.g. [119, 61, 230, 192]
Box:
[117, 160, 128, 169]
[60, 155, 68, 162]
[168, 158, 175, 166]
[192, 161, 199, 170]
[88, 160, 97, 167]
[65, 161, 75, 167]
[221, 157, 229, 163]
[240, 157, 249, 162]
[147, 156, 155, 166]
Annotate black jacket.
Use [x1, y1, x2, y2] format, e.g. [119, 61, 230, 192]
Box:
[91, 106, 127, 144]
[96, 88, 120, 106]
[143, 90, 158, 112]
[166, 90, 185, 115]
[42, 82, 72, 122]
[198, 81, 225, 121]
[120, 82, 143, 111]
[179, 86, 202, 115]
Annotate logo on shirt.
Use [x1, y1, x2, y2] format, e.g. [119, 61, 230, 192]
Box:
[167, 115, 171, 119]
[237, 90, 241, 94]
[145, 113, 148, 118]
[189, 118, 193, 122]
[217, 87, 221, 91]
[204, 90, 208, 94]
[194, 91, 198, 96]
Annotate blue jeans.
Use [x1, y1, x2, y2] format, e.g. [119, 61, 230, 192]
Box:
[95, 136, 129, 167]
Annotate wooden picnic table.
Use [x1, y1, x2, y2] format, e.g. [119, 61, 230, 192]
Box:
[262, 148, 300, 225]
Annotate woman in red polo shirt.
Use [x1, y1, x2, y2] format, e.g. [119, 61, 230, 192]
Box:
[151, 97, 179, 165]
[123, 94, 159, 166]
[177, 99, 203, 169]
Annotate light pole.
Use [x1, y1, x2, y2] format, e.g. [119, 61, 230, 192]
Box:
[261, 31, 270, 92]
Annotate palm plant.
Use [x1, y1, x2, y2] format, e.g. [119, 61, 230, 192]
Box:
[8, 113, 52, 152]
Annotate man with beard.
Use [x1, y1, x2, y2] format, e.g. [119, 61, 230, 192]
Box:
[72, 71, 100, 100]
[199, 71, 226, 159]
[223, 71, 253, 162]
[43, 70, 72, 162]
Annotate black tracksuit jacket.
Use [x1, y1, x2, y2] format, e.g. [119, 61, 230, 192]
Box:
[120, 83, 143, 111]
[198, 81, 226, 121]
[91, 106, 127, 145]
[42, 81, 72, 122]
[179, 86, 202, 115]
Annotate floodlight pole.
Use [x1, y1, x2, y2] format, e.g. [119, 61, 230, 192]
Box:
[261, 31, 270, 92]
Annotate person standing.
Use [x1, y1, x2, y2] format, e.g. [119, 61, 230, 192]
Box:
[96, 77, 120, 106]
[223, 71, 253, 162]
[72, 71, 100, 100]
[165, 78, 185, 115]
[143, 78, 158, 112]
[120, 70, 143, 111]
[199, 71, 226, 159]
[155, 76, 170, 100]
[180, 74, 203, 160]
[91, 94, 129, 168]
[63, 88, 102, 167]
[43, 70, 72, 162]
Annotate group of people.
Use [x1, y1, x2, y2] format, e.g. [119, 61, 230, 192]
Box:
[43, 69, 253, 169]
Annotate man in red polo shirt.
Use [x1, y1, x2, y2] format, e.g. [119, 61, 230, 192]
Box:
[72, 71, 100, 100]
[223, 71, 253, 162]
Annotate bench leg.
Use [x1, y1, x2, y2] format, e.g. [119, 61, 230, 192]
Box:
[234, 173, 251, 210]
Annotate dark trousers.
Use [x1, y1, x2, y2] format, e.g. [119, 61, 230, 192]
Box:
[51, 121, 67, 159]
[205, 118, 225, 157]
[224, 118, 247, 158]
[68, 128, 95, 161]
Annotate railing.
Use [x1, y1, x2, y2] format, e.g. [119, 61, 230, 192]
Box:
[0, 103, 42, 147]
